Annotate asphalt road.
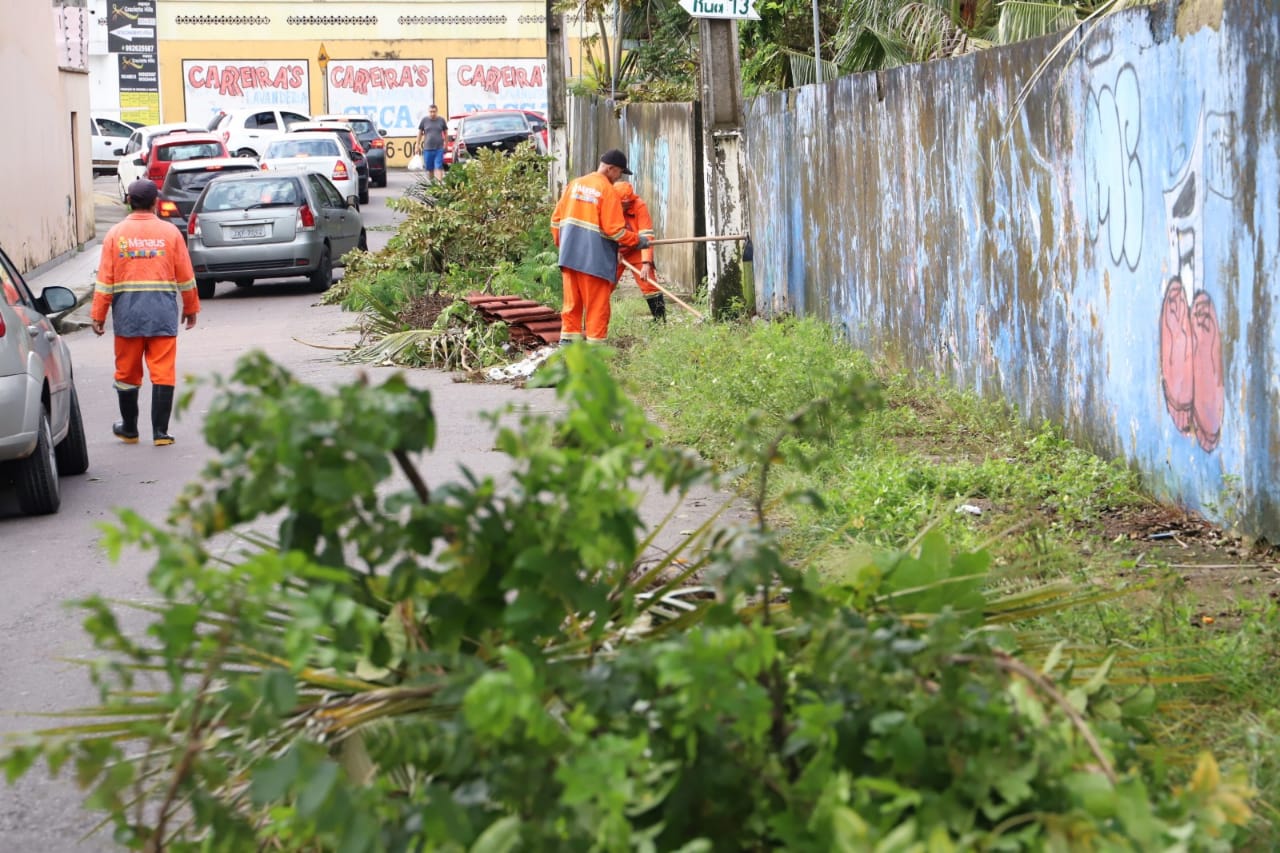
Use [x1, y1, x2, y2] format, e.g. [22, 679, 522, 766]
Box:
[0, 168, 726, 850]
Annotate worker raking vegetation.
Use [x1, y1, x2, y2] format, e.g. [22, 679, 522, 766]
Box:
[614, 181, 663, 322]
[550, 149, 651, 343]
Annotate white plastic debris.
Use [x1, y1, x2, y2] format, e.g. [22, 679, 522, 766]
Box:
[486, 346, 558, 382]
[956, 504, 983, 516]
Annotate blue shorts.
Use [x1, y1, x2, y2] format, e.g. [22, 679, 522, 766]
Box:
[422, 148, 445, 171]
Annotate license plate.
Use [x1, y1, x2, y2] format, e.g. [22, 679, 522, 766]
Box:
[230, 225, 266, 240]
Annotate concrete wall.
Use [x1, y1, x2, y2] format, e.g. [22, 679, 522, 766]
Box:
[744, 0, 1280, 538]
[1, 1, 95, 272]
[568, 95, 703, 294]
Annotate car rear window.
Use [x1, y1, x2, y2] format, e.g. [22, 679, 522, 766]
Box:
[342, 119, 375, 135]
[267, 138, 340, 158]
[170, 165, 258, 192]
[466, 116, 527, 135]
[157, 141, 225, 162]
[202, 178, 302, 211]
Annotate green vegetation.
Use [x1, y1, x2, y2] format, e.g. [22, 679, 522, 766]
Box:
[615, 314, 1280, 846]
[0, 345, 1257, 850]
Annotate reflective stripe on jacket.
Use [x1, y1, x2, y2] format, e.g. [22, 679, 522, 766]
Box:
[551, 172, 638, 283]
[92, 213, 198, 337]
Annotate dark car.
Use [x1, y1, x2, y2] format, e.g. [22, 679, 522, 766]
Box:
[453, 110, 546, 163]
[287, 123, 370, 204]
[314, 114, 387, 188]
[157, 158, 262, 237]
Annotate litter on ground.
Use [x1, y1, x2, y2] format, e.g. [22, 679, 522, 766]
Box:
[486, 346, 558, 382]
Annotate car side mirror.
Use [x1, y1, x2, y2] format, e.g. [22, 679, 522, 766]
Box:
[37, 285, 77, 315]
[346, 196, 359, 209]
[379, 129, 388, 137]
[113, 148, 124, 156]
[133, 157, 145, 166]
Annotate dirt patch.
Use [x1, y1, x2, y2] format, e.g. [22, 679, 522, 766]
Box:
[400, 292, 458, 330]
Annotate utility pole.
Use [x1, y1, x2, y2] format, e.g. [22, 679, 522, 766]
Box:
[546, 0, 569, 196]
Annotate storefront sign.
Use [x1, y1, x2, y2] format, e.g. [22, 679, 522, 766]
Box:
[181, 60, 310, 123]
[325, 59, 436, 134]
[445, 58, 548, 114]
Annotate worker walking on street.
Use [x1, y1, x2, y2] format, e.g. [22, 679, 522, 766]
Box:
[614, 181, 664, 322]
[551, 149, 649, 343]
[91, 179, 200, 446]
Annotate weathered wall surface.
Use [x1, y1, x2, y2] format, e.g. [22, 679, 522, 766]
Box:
[568, 95, 703, 293]
[744, 0, 1280, 537]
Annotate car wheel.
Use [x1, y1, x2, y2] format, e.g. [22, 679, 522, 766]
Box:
[197, 278, 216, 300]
[233, 278, 254, 289]
[14, 410, 61, 515]
[235, 148, 257, 159]
[359, 187, 370, 205]
[357, 229, 368, 252]
[374, 175, 387, 188]
[54, 387, 90, 476]
[309, 246, 333, 292]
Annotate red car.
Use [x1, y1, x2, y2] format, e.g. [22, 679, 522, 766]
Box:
[142, 133, 229, 191]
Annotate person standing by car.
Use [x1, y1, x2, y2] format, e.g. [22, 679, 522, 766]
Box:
[550, 149, 648, 343]
[613, 181, 664, 322]
[91, 179, 200, 446]
[416, 105, 449, 183]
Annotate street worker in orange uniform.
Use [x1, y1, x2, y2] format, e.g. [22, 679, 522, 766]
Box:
[613, 182, 664, 322]
[91, 179, 200, 446]
[550, 149, 649, 343]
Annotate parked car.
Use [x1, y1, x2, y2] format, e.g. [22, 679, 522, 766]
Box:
[521, 110, 549, 150]
[443, 112, 469, 168]
[259, 134, 362, 208]
[205, 107, 311, 159]
[114, 123, 207, 201]
[185, 169, 366, 299]
[157, 157, 262, 236]
[312, 114, 387, 187]
[285, 122, 369, 204]
[136, 133, 229, 193]
[0, 244, 89, 515]
[91, 115, 134, 176]
[453, 110, 546, 163]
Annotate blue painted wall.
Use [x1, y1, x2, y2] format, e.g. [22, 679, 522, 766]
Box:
[744, 0, 1280, 538]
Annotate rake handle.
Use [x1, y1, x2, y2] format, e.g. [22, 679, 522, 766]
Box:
[619, 258, 705, 321]
[645, 235, 747, 247]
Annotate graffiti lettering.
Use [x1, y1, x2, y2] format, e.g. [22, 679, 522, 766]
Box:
[455, 62, 545, 95]
[1158, 109, 1226, 452]
[1083, 64, 1143, 271]
[185, 64, 305, 97]
[330, 64, 430, 95]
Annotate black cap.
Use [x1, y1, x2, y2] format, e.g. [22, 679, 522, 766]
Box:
[600, 149, 633, 175]
[126, 179, 158, 206]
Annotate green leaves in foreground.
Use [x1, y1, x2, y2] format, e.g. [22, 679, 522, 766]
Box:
[2, 346, 1253, 851]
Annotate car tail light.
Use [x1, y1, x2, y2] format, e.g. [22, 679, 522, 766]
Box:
[332, 161, 348, 181]
[260, 162, 270, 171]
[353, 142, 365, 154]
[297, 205, 316, 230]
[187, 213, 200, 238]
[0, 311, 6, 337]
[147, 162, 165, 182]
[370, 138, 384, 149]
[158, 199, 179, 218]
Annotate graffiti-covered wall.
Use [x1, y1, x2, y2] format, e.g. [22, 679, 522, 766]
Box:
[744, 0, 1280, 537]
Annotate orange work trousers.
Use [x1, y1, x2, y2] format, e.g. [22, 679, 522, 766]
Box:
[113, 335, 178, 390]
[618, 250, 660, 296]
[560, 267, 615, 343]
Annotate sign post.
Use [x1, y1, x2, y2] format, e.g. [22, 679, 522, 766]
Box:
[677, 0, 760, 20]
[317, 44, 330, 113]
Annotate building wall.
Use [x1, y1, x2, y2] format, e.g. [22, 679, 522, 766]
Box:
[744, 0, 1280, 537]
[0, 0, 94, 272]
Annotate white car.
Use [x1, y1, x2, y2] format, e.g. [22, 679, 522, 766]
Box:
[114, 123, 207, 201]
[91, 115, 134, 176]
[206, 108, 311, 159]
[258, 135, 361, 207]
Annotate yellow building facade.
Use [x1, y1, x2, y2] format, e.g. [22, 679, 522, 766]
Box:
[157, 1, 551, 165]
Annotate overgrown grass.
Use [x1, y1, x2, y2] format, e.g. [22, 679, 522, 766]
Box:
[615, 313, 1280, 846]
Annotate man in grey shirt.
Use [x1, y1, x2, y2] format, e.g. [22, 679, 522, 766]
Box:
[417, 104, 449, 182]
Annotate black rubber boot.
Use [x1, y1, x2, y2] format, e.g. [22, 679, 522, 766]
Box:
[152, 384, 176, 446]
[647, 293, 667, 322]
[112, 388, 140, 443]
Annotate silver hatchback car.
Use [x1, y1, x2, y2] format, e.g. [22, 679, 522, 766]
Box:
[0, 245, 90, 515]
[185, 169, 367, 299]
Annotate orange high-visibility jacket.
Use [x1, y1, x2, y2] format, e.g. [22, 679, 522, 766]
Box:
[551, 171, 639, 282]
[617, 185, 655, 267]
[93, 213, 198, 337]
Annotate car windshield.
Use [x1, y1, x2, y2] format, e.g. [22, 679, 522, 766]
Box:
[266, 138, 339, 158]
[344, 119, 375, 135]
[157, 141, 223, 161]
[170, 166, 257, 192]
[297, 129, 354, 151]
[466, 116, 527, 136]
[202, 179, 301, 211]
